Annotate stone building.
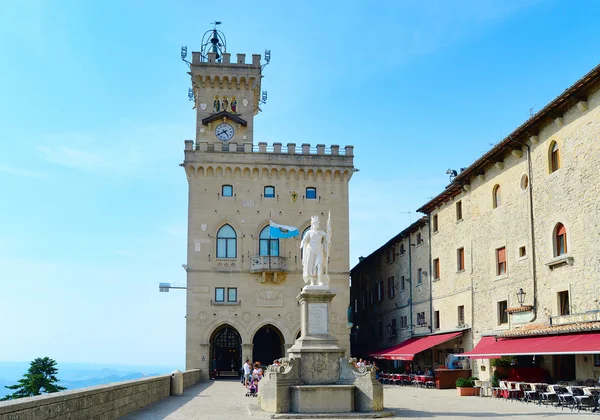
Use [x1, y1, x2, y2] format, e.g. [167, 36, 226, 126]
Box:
[417, 63, 600, 381]
[182, 44, 355, 379]
[350, 217, 464, 367]
[353, 63, 600, 381]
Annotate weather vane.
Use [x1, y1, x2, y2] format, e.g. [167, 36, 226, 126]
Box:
[200, 21, 227, 62]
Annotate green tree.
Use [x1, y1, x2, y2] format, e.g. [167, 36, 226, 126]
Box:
[1, 357, 66, 401]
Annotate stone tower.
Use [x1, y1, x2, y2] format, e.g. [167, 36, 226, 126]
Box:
[182, 36, 355, 379]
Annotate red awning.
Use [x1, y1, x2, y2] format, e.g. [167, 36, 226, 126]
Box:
[372, 331, 463, 361]
[463, 333, 600, 359]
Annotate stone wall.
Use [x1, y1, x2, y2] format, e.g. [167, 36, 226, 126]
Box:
[184, 146, 355, 374]
[182, 369, 202, 389]
[421, 76, 600, 380]
[350, 218, 430, 355]
[0, 369, 203, 420]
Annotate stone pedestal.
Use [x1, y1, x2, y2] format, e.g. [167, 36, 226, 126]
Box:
[291, 385, 354, 413]
[287, 287, 345, 385]
[259, 286, 386, 416]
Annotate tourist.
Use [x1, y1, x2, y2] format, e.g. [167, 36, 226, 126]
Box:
[257, 361, 263, 378]
[372, 361, 380, 380]
[252, 363, 262, 381]
[243, 359, 252, 386]
[211, 357, 218, 380]
[426, 367, 434, 377]
[417, 366, 423, 375]
[356, 358, 365, 368]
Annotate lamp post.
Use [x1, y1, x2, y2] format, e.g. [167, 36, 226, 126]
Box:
[516, 288, 526, 306]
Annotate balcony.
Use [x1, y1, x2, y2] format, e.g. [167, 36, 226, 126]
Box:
[250, 255, 288, 283]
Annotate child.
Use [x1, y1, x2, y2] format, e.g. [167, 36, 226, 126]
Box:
[246, 379, 258, 397]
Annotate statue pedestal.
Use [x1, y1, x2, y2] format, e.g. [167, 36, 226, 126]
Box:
[259, 240, 386, 416]
[288, 288, 344, 384]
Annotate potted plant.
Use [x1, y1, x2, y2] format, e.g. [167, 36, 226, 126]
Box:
[491, 357, 512, 378]
[456, 377, 480, 396]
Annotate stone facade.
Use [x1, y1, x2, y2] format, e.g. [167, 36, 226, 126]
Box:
[183, 48, 355, 378]
[351, 218, 436, 357]
[353, 64, 600, 381]
[417, 65, 600, 380]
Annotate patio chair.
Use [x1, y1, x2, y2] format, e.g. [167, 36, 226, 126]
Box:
[425, 376, 435, 389]
[522, 383, 538, 404]
[535, 384, 549, 405]
[499, 381, 510, 400]
[540, 384, 559, 406]
[480, 380, 491, 398]
[490, 381, 502, 399]
[474, 380, 482, 396]
[400, 374, 411, 386]
[555, 386, 575, 410]
[570, 387, 593, 412]
[507, 382, 522, 401]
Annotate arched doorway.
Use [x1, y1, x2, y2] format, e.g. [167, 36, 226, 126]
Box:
[210, 324, 242, 379]
[252, 324, 283, 366]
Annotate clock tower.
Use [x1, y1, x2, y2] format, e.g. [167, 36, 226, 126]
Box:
[181, 27, 355, 379]
[189, 27, 263, 147]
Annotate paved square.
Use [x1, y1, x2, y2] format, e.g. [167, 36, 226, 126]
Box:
[122, 381, 595, 419]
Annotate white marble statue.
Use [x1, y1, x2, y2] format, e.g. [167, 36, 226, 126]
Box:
[300, 213, 332, 287]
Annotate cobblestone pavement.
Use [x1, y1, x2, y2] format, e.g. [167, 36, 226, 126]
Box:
[121, 380, 597, 419]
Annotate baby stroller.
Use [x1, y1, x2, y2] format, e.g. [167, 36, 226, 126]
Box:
[245, 381, 258, 397]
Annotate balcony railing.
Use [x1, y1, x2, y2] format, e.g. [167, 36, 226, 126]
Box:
[550, 310, 600, 326]
[250, 255, 288, 273]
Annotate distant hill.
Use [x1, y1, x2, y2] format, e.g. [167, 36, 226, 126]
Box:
[0, 361, 177, 399]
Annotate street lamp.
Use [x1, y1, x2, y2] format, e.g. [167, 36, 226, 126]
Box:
[516, 288, 526, 306]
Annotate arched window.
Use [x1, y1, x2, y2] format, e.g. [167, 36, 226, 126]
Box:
[216, 224, 237, 258]
[493, 184, 501, 208]
[306, 187, 317, 200]
[554, 223, 567, 256]
[259, 226, 279, 256]
[264, 186, 275, 198]
[549, 141, 560, 173]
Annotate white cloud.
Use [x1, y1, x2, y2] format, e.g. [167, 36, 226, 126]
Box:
[0, 163, 47, 178]
[36, 124, 187, 179]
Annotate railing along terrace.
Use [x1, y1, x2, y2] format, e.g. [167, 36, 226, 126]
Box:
[185, 141, 354, 157]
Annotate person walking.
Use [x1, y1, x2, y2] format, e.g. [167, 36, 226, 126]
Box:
[243, 359, 252, 386]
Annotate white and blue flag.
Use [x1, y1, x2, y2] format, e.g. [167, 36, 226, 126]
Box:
[269, 221, 299, 238]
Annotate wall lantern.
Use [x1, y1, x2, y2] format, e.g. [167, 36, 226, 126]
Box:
[516, 288, 526, 306]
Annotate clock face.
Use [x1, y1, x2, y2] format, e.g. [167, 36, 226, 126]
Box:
[215, 123, 234, 141]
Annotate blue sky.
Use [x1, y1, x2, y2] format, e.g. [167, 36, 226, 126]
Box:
[1, 0, 598, 367]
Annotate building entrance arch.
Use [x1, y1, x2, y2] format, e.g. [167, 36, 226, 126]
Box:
[252, 324, 284, 367]
[210, 324, 242, 379]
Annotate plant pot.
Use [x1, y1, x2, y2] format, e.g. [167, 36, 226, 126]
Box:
[457, 387, 481, 396]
